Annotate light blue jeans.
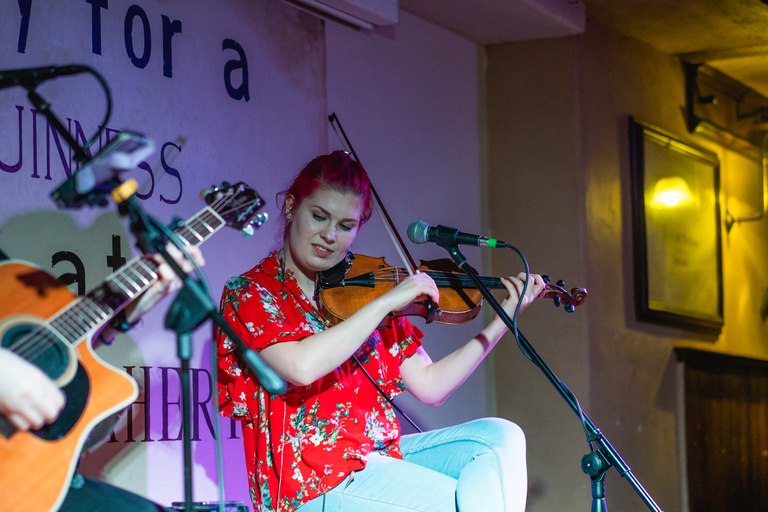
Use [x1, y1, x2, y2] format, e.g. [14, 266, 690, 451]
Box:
[295, 418, 527, 512]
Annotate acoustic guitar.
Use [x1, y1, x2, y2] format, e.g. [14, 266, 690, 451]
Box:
[0, 182, 265, 512]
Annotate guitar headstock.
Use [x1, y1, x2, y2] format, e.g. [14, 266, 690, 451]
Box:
[200, 182, 268, 236]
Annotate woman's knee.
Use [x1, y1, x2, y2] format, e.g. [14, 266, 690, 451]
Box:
[467, 417, 525, 455]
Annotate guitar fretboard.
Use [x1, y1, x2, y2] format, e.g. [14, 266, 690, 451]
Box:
[20, 206, 225, 353]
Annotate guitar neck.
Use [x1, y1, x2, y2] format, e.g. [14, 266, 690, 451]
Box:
[49, 206, 226, 346]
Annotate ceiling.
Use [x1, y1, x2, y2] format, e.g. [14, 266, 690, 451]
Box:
[400, 0, 768, 98]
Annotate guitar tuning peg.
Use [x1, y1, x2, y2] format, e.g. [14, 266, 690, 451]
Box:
[542, 275, 551, 284]
[253, 212, 268, 227]
[199, 185, 219, 200]
[565, 303, 575, 313]
[241, 213, 269, 237]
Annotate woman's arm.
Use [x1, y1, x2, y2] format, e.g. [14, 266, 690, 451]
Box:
[258, 273, 439, 387]
[400, 273, 545, 406]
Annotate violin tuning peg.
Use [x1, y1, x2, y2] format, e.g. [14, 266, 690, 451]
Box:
[542, 275, 551, 284]
[565, 303, 575, 313]
[556, 279, 565, 288]
[553, 296, 561, 308]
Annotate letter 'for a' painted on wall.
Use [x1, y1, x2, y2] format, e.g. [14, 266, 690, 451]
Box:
[223, 39, 250, 101]
[161, 15, 182, 78]
[125, 4, 151, 69]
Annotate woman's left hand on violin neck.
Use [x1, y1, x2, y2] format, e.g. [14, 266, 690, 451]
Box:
[494, 272, 547, 326]
[400, 271, 545, 407]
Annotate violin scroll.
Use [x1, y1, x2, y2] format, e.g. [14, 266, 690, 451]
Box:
[541, 275, 587, 312]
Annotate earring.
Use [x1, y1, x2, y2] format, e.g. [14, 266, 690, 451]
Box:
[285, 207, 292, 221]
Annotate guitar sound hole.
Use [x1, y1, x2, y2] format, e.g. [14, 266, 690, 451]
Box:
[32, 363, 90, 440]
[0, 324, 89, 440]
[1, 323, 71, 381]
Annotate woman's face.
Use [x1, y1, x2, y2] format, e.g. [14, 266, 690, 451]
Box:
[285, 187, 364, 278]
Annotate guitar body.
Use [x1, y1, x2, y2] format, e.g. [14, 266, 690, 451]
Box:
[0, 261, 139, 512]
[0, 181, 264, 512]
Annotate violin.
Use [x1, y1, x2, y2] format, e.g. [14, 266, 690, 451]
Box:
[323, 113, 587, 328]
[316, 253, 587, 327]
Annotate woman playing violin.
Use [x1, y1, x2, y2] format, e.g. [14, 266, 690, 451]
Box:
[217, 151, 546, 512]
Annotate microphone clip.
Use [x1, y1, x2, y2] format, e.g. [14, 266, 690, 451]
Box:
[51, 131, 154, 209]
[431, 225, 464, 249]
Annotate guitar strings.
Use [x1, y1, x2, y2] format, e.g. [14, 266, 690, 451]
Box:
[8, 221, 207, 360]
[6, 191, 245, 365]
[10, 191, 255, 363]
[6, 196, 231, 359]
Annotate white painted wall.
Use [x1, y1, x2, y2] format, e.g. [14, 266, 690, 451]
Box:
[325, 10, 486, 432]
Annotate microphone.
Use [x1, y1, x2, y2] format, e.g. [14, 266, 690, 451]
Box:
[0, 65, 89, 90]
[407, 220, 508, 248]
[51, 130, 154, 209]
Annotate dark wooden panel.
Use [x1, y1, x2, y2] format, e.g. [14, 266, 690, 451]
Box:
[678, 349, 768, 511]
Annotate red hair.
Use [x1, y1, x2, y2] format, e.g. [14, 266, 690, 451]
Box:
[277, 151, 373, 236]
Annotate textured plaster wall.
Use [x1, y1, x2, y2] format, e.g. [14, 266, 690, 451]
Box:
[487, 17, 768, 512]
[486, 36, 591, 511]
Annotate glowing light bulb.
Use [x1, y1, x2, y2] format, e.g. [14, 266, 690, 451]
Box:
[650, 177, 694, 208]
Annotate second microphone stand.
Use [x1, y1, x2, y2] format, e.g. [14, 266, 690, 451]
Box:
[115, 190, 286, 512]
[431, 230, 663, 512]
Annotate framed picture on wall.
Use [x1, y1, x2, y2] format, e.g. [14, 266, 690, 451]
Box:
[629, 117, 723, 333]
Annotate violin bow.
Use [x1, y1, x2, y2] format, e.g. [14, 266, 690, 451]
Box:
[328, 114, 418, 276]
[328, 113, 438, 317]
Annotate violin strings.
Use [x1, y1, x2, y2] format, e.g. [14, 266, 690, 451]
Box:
[363, 268, 503, 288]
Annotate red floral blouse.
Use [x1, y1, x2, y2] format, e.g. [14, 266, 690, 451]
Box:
[217, 251, 423, 512]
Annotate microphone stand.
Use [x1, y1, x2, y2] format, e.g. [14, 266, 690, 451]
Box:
[26, 86, 91, 163]
[115, 193, 286, 512]
[431, 231, 663, 512]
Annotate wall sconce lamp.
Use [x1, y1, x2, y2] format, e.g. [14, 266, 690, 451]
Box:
[724, 130, 767, 233]
[650, 177, 694, 208]
[683, 62, 767, 233]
